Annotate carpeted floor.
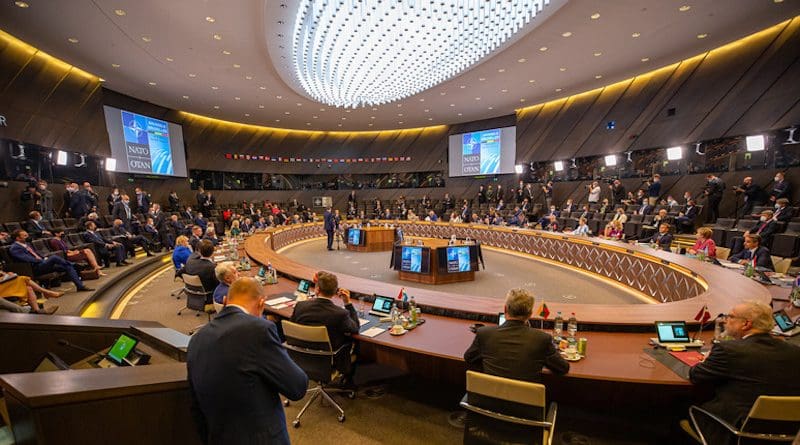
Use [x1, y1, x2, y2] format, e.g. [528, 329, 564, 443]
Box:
[280, 239, 645, 305]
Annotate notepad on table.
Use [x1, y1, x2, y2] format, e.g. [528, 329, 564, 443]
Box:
[360, 327, 386, 338]
[266, 296, 291, 306]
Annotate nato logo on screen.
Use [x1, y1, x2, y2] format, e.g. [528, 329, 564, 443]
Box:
[121, 110, 174, 176]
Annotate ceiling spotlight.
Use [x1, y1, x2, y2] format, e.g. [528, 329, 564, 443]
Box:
[561, 31, 572, 37]
[290, 0, 555, 108]
[245, 113, 250, 117]
[188, 73, 197, 77]
[141, 36, 152, 42]
[67, 37, 79, 43]
[397, 103, 403, 107]
[114, 9, 126, 16]
[559, 67, 567, 72]
[182, 95, 189, 99]
[631, 32, 641, 38]
[459, 85, 466, 89]
[595, 75, 603, 79]
[498, 68, 506, 73]
[528, 79, 535, 83]
[234, 97, 241, 101]
[165, 57, 174, 62]
[746, 135, 765, 152]
[553, 161, 564, 172]
[518, 58, 527, 63]
[449, 103, 455, 107]
[258, 105, 265, 108]
[233, 64, 242, 69]
[245, 75, 253, 80]
[593, 51, 602, 57]
[213, 34, 222, 40]
[211, 86, 219, 90]
[479, 77, 486, 81]
[641, 57, 650, 62]
[222, 50, 231, 55]
[148, 81, 157, 86]
[428, 117, 433, 121]
[590, 13, 600, 19]
[440, 92, 446, 96]
[488, 106, 494, 110]
[539, 46, 548, 52]
[213, 105, 220, 109]
[111, 63, 120, 68]
[555, 88, 563, 92]
[475, 97, 481, 101]
[697, 33, 708, 39]
[276, 95, 283, 99]
[205, 16, 215, 23]
[501, 89, 508, 93]
[678, 5, 691, 12]
[519, 98, 526, 102]
[259, 86, 266, 90]
[285, 111, 291, 115]
[14, 1, 29, 8]
[419, 98, 425, 102]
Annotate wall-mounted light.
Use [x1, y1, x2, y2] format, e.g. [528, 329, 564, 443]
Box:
[56, 151, 68, 166]
[666, 146, 683, 160]
[604, 155, 617, 166]
[105, 158, 117, 172]
[514, 164, 524, 174]
[746, 135, 765, 152]
[553, 161, 564, 172]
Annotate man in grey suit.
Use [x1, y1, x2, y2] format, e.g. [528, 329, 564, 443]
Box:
[464, 288, 569, 382]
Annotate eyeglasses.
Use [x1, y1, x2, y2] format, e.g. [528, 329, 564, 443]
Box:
[724, 313, 749, 322]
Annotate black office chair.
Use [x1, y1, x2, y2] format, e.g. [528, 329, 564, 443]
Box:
[460, 370, 557, 445]
[177, 274, 214, 334]
[688, 396, 800, 444]
[281, 320, 355, 427]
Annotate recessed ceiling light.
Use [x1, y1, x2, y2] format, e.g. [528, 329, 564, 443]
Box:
[419, 98, 425, 102]
[501, 89, 508, 93]
[276, 95, 283, 99]
[774, 0, 784, 3]
[234, 97, 241, 101]
[148, 81, 156, 86]
[459, 85, 466, 89]
[245, 113, 250, 117]
[590, 12, 600, 20]
[479, 77, 486, 81]
[368, 123, 374, 127]
[205, 16, 215, 23]
[697, 33, 708, 39]
[528, 79, 535, 83]
[211, 86, 219, 90]
[371, 107, 377, 111]
[297, 103, 303, 107]
[595, 75, 603, 79]
[517, 58, 527, 63]
[475, 97, 481, 100]
[67, 37, 79, 43]
[488, 106, 494, 110]
[320, 108, 326, 111]
[285, 111, 291, 115]
[539, 46, 548, 52]
[259, 105, 265, 109]
[457, 113, 462, 116]
[397, 103, 403, 107]
[398, 113, 403, 116]
[561, 31, 572, 37]
[213, 34, 222, 40]
[338, 124, 342, 127]
[259, 86, 266, 90]
[341, 117, 346, 120]
[398, 121, 404, 124]
[559, 67, 567, 72]
[313, 115, 319, 119]
[213, 105, 220, 109]
[98, 77, 105, 82]
[631, 32, 641, 38]
[141, 36, 152, 42]
[233, 64, 241, 68]
[306, 123, 311, 126]
[370, 116, 376, 119]
[182, 95, 189, 99]
[678, 5, 691, 12]
[519, 99, 525, 102]
[275, 119, 281, 123]
[114, 9, 126, 16]
[188, 73, 197, 77]
[641, 57, 650, 62]
[498, 68, 505, 73]
[440, 92, 446, 96]
[449, 103, 455, 107]
[222, 50, 231, 55]
[428, 117, 433, 121]
[555, 88, 563, 92]
[14, 1, 29, 8]
[593, 51, 602, 57]
[245, 75, 253, 80]
[111, 63, 120, 68]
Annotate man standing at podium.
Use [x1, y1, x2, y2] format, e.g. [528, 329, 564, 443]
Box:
[187, 277, 308, 445]
[324, 206, 335, 251]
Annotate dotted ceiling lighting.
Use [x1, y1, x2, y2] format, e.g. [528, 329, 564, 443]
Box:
[292, 0, 553, 108]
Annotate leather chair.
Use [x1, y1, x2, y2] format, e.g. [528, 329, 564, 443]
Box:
[177, 273, 215, 334]
[281, 320, 355, 427]
[688, 396, 800, 444]
[460, 370, 557, 445]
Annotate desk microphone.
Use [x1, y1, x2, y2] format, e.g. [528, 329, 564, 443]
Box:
[57, 339, 107, 358]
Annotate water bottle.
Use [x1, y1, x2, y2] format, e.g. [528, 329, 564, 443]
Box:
[553, 312, 563, 338]
[744, 261, 755, 278]
[713, 315, 725, 342]
[409, 297, 418, 324]
[567, 312, 578, 338]
[390, 302, 399, 326]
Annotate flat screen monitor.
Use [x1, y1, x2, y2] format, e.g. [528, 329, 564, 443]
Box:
[107, 334, 139, 365]
[297, 279, 311, 294]
[654, 321, 690, 343]
[103, 105, 188, 177]
[446, 246, 472, 273]
[448, 126, 516, 177]
[348, 228, 362, 245]
[401, 246, 423, 273]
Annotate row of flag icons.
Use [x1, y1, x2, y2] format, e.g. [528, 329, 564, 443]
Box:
[224, 154, 412, 163]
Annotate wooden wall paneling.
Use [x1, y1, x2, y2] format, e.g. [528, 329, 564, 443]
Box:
[0, 36, 35, 94]
[745, 57, 800, 130]
[513, 103, 544, 162]
[696, 19, 799, 139]
[519, 98, 569, 162]
[558, 83, 629, 160]
[536, 89, 604, 162]
[624, 55, 706, 151]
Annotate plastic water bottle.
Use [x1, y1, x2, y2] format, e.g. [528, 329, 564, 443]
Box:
[409, 297, 418, 324]
[713, 315, 725, 342]
[567, 312, 578, 338]
[553, 312, 563, 338]
[390, 302, 399, 326]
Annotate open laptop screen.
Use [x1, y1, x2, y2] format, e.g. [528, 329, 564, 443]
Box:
[372, 295, 394, 314]
[296, 279, 311, 294]
[655, 321, 690, 342]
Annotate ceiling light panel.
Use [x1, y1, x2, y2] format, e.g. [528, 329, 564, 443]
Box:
[291, 0, 556, 108]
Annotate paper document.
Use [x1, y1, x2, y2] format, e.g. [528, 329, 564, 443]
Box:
[266, 297, 291, 306]
[360, 327, 386, 338]
[359, 318, 370, 326]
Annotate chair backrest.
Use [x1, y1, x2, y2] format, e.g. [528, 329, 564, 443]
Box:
[281, 320, 337, 383]
[739, 396, 800, 442]
[182, 274, 209, 311]
[463, 371, 549, 445]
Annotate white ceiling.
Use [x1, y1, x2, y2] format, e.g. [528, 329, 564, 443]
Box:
[0, 0, 798, 131]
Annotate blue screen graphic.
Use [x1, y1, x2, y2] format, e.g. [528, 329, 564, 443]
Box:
[121, 110, 174, 175]
[401, 246, 422, 273]
[461, 129, 501, 175]
[446, 246, 471, 273]
[348, 229, 361, 245]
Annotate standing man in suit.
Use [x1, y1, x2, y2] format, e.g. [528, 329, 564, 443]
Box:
[464, 288, 569, 382]
[647, 174, 662, 206]
[182, 240, 219, 296]
[112, 194, 134, 231]
[291, 271, 359, 385]
[324, 207, 335, 251]
[83, 221, 127, 267]
[69, 183, 89, 219]
[728, 234, 773, 270]
[704, 174, 725, 223]
[134, 187, 150, 215]
[609, 179, 626, 205]
[187, 277, 308, 445]
[733, 177, 766, 218]
[541, 181, 553, 209]
[9, 230, 92, 292]
[686, 301, 800, 445]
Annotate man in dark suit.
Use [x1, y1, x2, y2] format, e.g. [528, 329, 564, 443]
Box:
[769, 171, 790, 203]
[675, 199, 699, 234]
[69, 184, 90, 219]
[291, 271, 359, 383]
[324, 207, 335, 251]
[24, 211, 52, 239]
[464, 288, 569, 382]
[9, 230, 92, 291]
[182, 240, 219, 296]
[111, 219, 153, 257]
[83, 221, 127, 267]
[686, 301, 800, 444]
[181, 206, 195, 222]
[704, 174, 725, 223]
[187, 277, 308, 445]
[773, 198, 793, 223]
[642, 223, 674, 251]
[189, 226, 204, 252]
[133, 187, 150, 215]
[733, 176, 766, 218]
[193, 212, 208, 233]
[728, 234, 773, 270]
[112, 194, 134, 231]
[729, 210, 779, 256]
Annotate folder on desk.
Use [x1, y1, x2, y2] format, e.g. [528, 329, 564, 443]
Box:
[668, 350, 704, 367]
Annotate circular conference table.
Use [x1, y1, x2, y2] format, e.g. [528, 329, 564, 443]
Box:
[243, 221, 773, 397]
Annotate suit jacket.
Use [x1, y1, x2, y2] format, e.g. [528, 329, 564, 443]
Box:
[291, 297, 359, 350]
[689, 333, 800, 444]
[773, 206, 793, 223]
[24, 219, 48, 238]
[112, 202, 133, 229]
[134, 193, 150, 214]
[194, 217, 208, 233]
[682, 205, 698, 221]
[323, 210, 335, 231]
[9, 242, 44, 264]
[187, 306, 308, 445]
[182, 256, 219, 295]
[464, 320, 569, 383]
[771, 180, 790, 200]
[749, 219, 778, 245]
[83, 230, 112, 248]
[729, 246, 773, 270]
[69, 190, 89, 218]
[645, 232, 673, 251]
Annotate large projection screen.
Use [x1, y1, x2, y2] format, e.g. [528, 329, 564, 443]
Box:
[103, 105, 188, 177]
[448, 126, 516, 177]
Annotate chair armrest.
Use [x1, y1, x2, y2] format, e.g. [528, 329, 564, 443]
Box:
[283, 342, 340, 357]
[688, 405, 793, 443]
[545, 402, 557, 445]
[459, 394, 554, 428]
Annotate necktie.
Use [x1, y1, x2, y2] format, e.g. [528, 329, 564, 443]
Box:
[25, 244, 41, 260]
[125, 205, 131, 219]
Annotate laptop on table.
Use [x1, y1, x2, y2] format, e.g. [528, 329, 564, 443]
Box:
[293, 279, 312, 301]
[369, 295, 395, 318]
[650, 321, 703, 348]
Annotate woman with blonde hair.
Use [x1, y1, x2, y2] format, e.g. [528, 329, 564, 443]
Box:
[172, 235, 192, 270]
[230, 219, 241, 237]
[687, 227, 717, 258]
